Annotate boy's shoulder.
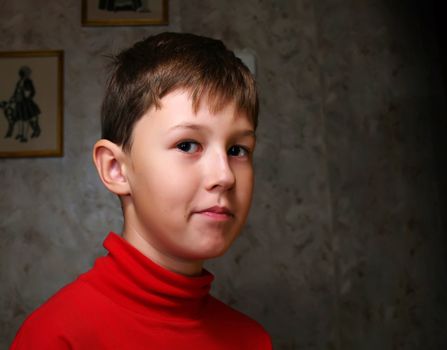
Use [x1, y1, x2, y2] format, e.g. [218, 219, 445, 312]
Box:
[207, 295, 263, 326]
[206, 295, 272, 346]
[10, 276, 105, 349]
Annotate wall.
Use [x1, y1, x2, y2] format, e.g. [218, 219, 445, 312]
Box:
[1, 1, 446, 349]
[316, 1, 447, 348]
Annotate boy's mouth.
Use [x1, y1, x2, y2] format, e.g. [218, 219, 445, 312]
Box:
[195, 206, 234, 221]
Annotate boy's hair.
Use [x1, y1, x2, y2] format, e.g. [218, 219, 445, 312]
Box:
[101, 32, 258, 152]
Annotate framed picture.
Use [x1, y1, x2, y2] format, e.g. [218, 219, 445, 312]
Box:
[82, 0, 169, 26]
[0, 51, 64, 158]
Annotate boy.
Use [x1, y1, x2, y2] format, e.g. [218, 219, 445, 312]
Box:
[10, 32, 272, 349]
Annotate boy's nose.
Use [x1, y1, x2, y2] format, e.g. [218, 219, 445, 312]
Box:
[204, 151, 235, 192]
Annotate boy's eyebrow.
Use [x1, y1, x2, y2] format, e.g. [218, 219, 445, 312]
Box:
[167, 123, 256, 138]
[168, 123, 203, 132]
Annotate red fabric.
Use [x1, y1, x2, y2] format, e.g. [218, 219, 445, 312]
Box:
[10, 233, 272, 350]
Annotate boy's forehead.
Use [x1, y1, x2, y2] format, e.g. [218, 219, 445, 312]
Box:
[159, 89, 226, 110]
[134, 90, 254, 136]
[154, 89, 252, 123]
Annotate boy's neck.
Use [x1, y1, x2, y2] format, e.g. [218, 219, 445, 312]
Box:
[121, 227, 204, 277]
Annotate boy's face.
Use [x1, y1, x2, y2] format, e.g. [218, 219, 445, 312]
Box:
[122, 90, 256, 269]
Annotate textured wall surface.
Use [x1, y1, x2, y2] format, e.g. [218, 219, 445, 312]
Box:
[315, 1, 447, 349]
[1, 1, 446, 349]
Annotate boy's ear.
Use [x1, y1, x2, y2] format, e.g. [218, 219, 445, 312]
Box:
[93, 139, 131, 196]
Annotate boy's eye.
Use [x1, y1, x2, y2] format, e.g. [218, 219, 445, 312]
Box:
[176, 141, 200, 153]
[228, 145, 249, 157]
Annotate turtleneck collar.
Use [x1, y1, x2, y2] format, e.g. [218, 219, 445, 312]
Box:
[81, 232, 214, 322]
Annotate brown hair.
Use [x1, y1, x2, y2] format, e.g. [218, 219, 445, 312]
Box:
[101, 32, 258, 152]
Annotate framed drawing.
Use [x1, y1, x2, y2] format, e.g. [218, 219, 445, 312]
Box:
[82, 0, 169, 26]
[0, 50, 64, 158]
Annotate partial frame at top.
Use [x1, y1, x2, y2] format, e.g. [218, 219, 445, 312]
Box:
[82, 0, 169, 26]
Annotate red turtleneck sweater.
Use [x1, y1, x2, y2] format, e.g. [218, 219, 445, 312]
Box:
[10, 233, 272, 349]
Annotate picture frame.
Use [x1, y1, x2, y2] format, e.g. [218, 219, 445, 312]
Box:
[82, 0, 169, 26]
[0, 50, 64, 158]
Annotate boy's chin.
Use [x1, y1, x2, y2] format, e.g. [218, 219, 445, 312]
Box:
[183, 239, 233, 261]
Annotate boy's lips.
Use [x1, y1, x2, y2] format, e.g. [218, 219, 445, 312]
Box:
[194, 206, 234, 221]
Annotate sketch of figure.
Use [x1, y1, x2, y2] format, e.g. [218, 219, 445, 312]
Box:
[98, 0, 151, 12]
[9, 66, 42, 142]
